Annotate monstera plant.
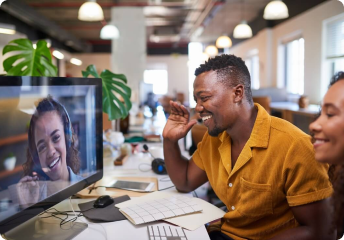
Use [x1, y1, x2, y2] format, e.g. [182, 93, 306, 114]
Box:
[2, 39, 57, 76]
[2, 38, 131, 120]
[82, 65, 132, 120]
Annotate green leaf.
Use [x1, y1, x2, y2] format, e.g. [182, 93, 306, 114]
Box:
[2, 39, 57, 77]
[82, 65, 132, 120]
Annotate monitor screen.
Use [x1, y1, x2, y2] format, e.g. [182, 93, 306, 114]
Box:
[0, 76, 103, 234]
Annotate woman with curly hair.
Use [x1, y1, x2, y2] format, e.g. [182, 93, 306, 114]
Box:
[309, 71, 344, 239]
[17, 96, 83, 206]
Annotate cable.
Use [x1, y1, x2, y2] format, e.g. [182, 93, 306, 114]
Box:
[159, 176, 171, 182]
[68, 197, 108, 240]
[158, 185, 175, 191]
[193, 190, 199, 198]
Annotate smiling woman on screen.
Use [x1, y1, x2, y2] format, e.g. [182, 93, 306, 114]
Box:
[309, 71, 344, 238]
[16, 96, 83, 207]
[24, 96, 82, 182]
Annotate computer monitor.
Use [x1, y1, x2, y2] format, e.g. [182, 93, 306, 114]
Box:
[0, 76, 103, 238]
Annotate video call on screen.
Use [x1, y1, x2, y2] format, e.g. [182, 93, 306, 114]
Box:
[0, 84, 98, 219]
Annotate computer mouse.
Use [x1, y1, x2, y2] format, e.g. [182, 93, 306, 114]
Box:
[93, 195, 114, 208]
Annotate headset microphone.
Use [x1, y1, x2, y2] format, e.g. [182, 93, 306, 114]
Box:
[143, 144, 167, 175]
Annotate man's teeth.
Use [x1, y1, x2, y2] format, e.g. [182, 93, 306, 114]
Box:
[202, 115, 212, 121]
[314, 139, 327, 144]
[49, 157, 60, 168]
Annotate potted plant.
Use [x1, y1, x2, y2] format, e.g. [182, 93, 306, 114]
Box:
[2, 38, 131, 121]
[3, 152, 16, 171]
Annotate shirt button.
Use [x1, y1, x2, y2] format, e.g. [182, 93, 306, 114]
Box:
[227, 219, 230, 223]
[231, 206, 235, 210]
[229, 183, 233, 187]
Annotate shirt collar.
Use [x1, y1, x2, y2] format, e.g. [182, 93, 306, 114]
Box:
[247, 103, 271, 148]
[218, 103, 271, 148]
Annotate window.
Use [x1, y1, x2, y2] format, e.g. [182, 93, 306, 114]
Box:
[284, 38, 305, 95]
[325, 14, 344, 83]
[245, 55, 260, 89]
[143, 70, 168, 95]
[188, 42, 204, 108]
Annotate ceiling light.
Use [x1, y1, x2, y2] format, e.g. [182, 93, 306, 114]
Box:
[149, 34, 180, 43]
[52, 50, 64, 60]
[0, 23, 16, 35]
[78, 0, 104, 22]
[205, 45, 218, 57]
[70, 58, 83, 66]
[263, 0, 289, 20]
[100, 24, 120, 39]
[233, 21, 252, 39]
[216, 35, 232, 48]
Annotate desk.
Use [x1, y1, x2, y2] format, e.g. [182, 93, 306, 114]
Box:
[270, 102, 320, 134]
[51, 196, 210, 240]
[70, 142, 210, 240]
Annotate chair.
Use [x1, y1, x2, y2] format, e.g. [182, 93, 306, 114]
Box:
[191, 123, 207, 147]
[252, 96, 271, 114]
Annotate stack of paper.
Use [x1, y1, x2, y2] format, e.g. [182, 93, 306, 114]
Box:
[120, 195, 202, 225]
[116, 191, 226, 231]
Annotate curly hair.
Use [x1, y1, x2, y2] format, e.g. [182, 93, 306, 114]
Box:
[327, 71, 344, 234]
[195, 54, 253, 105]
[22, 96, 80, 179]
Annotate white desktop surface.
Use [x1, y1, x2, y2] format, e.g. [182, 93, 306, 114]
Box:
[73, 216, 210, 240]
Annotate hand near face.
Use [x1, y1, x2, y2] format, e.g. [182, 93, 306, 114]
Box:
[162, 101, 197, 142]
[16, 176, 41, 206]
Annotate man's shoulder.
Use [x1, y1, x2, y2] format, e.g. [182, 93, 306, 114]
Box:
[270, 116, 309, 136]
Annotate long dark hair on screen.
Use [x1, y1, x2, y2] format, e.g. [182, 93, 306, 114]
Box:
[23, 96, 80, 179]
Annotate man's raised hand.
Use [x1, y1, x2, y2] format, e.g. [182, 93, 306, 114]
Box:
[162, 101, 197, 142]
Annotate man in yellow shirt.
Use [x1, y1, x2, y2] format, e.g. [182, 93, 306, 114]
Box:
[162, 54, 334, 240]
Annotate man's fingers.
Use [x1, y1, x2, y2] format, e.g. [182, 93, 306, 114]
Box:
[170, 101, 188, 117]
[180, 105, 190, 118]
[185, 119, 198, 133]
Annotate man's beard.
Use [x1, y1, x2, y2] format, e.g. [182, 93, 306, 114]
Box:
[208, 120, 225, 137]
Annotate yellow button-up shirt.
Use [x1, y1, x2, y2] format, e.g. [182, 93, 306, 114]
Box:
[192, 103, 332, 240]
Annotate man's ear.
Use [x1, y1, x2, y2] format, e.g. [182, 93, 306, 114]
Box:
[233, 84, 244, 103]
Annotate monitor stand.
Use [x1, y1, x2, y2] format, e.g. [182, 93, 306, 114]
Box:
[2, 214, 87, 240]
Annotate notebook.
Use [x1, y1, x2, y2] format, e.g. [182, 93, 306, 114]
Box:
[119, 195, 202, 225]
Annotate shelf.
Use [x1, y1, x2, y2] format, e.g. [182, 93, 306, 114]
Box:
[0, 134, 27, 147]
[0, 165, 22, 179]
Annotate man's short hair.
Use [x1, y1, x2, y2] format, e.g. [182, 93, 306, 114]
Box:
[195, 54, 253, 104]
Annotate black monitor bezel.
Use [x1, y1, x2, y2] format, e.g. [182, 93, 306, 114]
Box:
[0, 76, 103, 234]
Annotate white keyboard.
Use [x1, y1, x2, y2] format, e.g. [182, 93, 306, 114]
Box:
[147, 224, 188, 240]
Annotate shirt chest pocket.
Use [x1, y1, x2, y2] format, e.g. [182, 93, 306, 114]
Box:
[237, 177, 273, 219]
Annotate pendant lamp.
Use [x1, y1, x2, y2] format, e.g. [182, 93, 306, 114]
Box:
[100, 24, 120, 39]
[216, 35, 232, 48]
[233, 21, 252, 39]
[78, 0, 104, 21]
[233, 0, 252, 39]
[263, 0, 289, 20]
[205, 45, 218, 57]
